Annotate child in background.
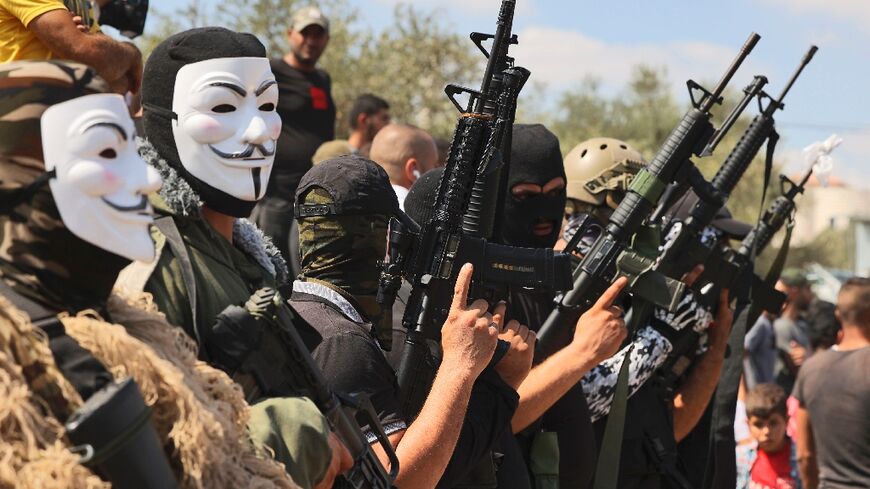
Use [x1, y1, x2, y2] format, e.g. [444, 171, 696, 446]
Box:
[736, 383, 801, 489]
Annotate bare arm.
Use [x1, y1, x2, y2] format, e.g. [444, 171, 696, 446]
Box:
[796, 406, 819, 489]
[673, 288, 733, 441]
[373, 264, 498, 488]
[512, 277, 629, 433]
[28, 9, 142, 93]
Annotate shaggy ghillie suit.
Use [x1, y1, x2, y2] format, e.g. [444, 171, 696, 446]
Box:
[0, 292, 300, 489]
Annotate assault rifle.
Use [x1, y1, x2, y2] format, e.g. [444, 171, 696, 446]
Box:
[378, 0, 572, 418]
[697, 164, 817, 306]
[677, 165, 819, 489]
[535, 33, 762, 358]
[246, 289, 399, 489]
[652, 46, 817, 279]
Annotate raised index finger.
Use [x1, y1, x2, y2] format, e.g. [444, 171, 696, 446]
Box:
[452, 263, 474, 311]
[593, 276, 629, 310]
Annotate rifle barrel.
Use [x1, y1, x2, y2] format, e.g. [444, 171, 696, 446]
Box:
[701, 32, 760, 112]
[475, 0, 516, 113]
[772, 45, 818, 109]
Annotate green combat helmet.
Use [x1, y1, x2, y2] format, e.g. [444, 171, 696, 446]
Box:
[564, 137, 647, 219]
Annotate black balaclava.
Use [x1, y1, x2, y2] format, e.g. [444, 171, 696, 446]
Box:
[142, 27, 267, 217]
[500, 124, 567, 248]
[403, 166, 445, 228]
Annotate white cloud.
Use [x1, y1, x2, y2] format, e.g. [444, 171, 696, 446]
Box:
[762, 0, 870, 26]
[510, 27, 760, 96]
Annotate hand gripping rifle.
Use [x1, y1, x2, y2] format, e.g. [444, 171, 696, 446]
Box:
[378, 0, 573, 418]
[245, 289, 399, 489]
[535, 33, 762, 359]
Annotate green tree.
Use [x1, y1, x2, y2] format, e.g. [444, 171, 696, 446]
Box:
[136, 0, 212, 57]
[141, 1, 477, 138]
[323, 4, 478, 139]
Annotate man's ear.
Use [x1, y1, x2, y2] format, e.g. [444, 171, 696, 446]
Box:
[356, 112, 367, 130]
[405, 158, 420, 183]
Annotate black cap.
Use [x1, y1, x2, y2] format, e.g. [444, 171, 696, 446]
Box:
[668, 190, 753, 239]
[295, 155, 400, 217]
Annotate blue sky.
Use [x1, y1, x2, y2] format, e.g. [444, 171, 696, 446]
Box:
[146, 0, 870, 187]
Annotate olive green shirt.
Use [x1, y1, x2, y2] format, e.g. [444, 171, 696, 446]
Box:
[145, 196, 278, 341]
[142, 196, 332, 488]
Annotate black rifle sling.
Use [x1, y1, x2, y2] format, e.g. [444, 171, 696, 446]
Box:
[153, 217, 204, 357]
[704, 298, 750, 489]
[755, 130, 779, 240]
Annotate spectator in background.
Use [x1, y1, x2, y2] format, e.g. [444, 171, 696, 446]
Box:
[346, 93, 390, 154]
[736, 383, 801, 489]
[254, 5, 334, 262]
[794, 277, 870, 489]
[805, 299, 841, 351]
[0, 0, 142, 94]
[311, 93, 390, 162]
[745, 311, 778, 389]
[773, 271, 814, 392]
[369, 123, 439, 210]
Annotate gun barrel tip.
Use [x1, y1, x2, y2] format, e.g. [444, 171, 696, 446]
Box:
[746, 32, 761, 48]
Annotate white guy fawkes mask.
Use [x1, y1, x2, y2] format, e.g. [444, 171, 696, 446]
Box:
[41, 93, 162, 263]
[171, 57, 281, 202]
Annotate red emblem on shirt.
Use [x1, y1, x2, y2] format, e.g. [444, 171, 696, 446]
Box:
[310, 87, 328, 110]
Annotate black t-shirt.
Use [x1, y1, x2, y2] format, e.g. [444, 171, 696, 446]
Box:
[268, 59, 336, 199]
[290, 294, 406, 439]
[326, 280, 522, 488]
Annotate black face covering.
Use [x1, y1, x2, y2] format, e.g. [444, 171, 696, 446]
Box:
[500, 124, 566, 249]
[142, 27, 267, 218]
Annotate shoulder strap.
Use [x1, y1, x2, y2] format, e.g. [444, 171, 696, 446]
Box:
[153, 217, 203, 350]
[0, 279, 56, 325]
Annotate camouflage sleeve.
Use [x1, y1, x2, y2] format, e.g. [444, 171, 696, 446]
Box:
[581, 326, 673, 422]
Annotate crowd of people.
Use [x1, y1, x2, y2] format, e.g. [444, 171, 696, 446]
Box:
[0, 1, 868, 489]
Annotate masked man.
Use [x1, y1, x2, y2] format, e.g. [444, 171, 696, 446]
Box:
[490, 124, 627, 488]
[398, 127, 627, 489]
[562, 137, 737, 488]
[121, 27, 349, 489]
[290, 155, 540, 488]
[0, 60, 298, 488]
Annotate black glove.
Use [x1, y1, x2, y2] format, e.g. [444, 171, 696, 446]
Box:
[206, 304, 264, 374]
